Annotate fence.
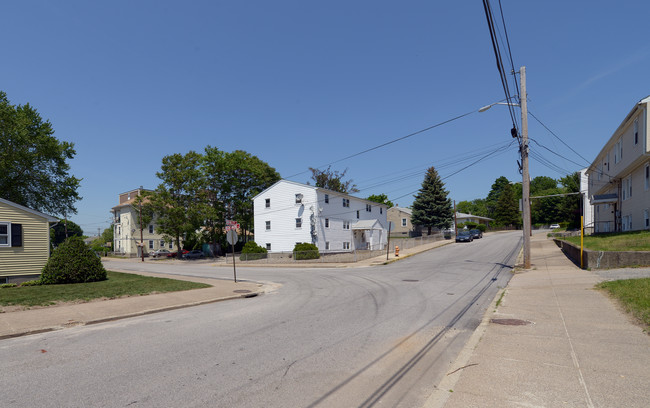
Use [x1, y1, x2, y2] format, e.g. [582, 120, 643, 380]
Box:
[226, 233, 446, 264]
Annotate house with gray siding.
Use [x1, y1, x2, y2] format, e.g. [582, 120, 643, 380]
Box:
[253, 180, 388, 252]
[587, 96, 650, 233]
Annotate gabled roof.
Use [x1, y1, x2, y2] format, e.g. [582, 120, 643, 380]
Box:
[253, 179, 387, 207]
[388, 206, 412, 215]
[0, 198, 58, 222]
[351, 219, 384, 230]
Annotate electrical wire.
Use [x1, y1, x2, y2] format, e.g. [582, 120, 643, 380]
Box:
[284, 109, 478, 180]
[528, 110, 592, 166]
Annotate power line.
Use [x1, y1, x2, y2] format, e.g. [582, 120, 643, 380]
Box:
[528, 110, 592, 166]
[285, 109, 478, 180]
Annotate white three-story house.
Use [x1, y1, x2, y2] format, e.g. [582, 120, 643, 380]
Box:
[253, 180, 388, 252]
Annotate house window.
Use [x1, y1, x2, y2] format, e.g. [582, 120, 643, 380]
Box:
[266, 243, 271, 250]
[0, 222, 9, 246]
[265, 198, 270, 208]
[324, 194, 329, 204]
[366, 204, 371, 212]
[325, 218, 329, 228]
[380, 208, 383, 214]
[295, 194, 303, 204]
[343, 221, 350, 230]
[343, 242, 350, 250]
[118, 226, 121, 235]
[401, 218, 407, 227]
[160, 240, 165, 248]
[645, 163, 649, 190]
[342, 198, 350, 207]
[634, 118, 639, 145]
[148, 225, 154, 234]
[623, 175, 632, 200]
[614, 139, 622, 164]
[149, 240, 154, 249]
[296, 218, 302, 228]
[645, 209, 649, 229]
[266, 221, 271, 230]
[356, 210, 360, 219]
[169, 242, 173, 249]
[325, 242, 330, 250]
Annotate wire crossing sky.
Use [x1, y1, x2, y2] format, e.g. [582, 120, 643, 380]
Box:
[1, 1, 649, 233]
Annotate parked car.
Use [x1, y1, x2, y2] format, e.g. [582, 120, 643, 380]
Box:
[167, 249, 189, 258]
[183, 249, 205, 259]
[469, 229, 483, 239]
[151, 249, 170, 258]
[455, 230, 473, 242]
[550, 224, 560, 229]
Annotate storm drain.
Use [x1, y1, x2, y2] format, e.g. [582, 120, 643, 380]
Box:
[490, 318, 531, 326]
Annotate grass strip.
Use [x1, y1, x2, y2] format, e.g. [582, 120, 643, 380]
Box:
[0, 271, 211, 308]
[597, 278, 650, 329]
[563, 230, 650, 252]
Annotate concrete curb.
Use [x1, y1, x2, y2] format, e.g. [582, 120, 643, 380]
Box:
[0, 291, 263, 341]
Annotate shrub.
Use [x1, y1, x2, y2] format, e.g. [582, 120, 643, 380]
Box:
[464, 222, 478, 229]
[0, 283, 17, 288]
[240, 241, 267, 261]
[476, 224, 487, 232]
[293, 242, 320, 260]
[41, 236, 107, 284]
[20, 280, 42, 286]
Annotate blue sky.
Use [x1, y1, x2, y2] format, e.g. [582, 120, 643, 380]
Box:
[3, 1, 649, 235]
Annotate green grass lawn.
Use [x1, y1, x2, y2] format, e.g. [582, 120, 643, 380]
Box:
[0, 271, 211, 308]
[597, 278, 650, 329]
[563, 230, 650, 251]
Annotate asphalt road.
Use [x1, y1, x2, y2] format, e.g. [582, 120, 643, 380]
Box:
[0, 232, 522, 408]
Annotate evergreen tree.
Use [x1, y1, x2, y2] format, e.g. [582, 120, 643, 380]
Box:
[411, 167, 453, 235]
[486, 176, 510, 218]
[494, 183, 520, 227]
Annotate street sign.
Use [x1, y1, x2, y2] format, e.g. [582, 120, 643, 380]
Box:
[226, 229, 238, 245]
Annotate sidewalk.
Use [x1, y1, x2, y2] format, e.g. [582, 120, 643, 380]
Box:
[0, 237, 452, 340]
[427, 233, 650, 408]
[0, 274, 262, 340]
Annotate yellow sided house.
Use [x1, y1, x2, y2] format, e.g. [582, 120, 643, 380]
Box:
[0, 198, 58, 283]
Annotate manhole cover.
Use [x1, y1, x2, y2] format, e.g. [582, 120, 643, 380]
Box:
[490, 318, 531, 326]
[233, 290, 252, 293]
[402, 279, 419, 282]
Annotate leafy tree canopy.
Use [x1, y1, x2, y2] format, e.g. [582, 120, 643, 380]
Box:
[486, 176, 510, 217]
[411, 166, 453, 234]
[51, 219, 84, 246]
[365, 194, 394, 208]
[530, 176, 557, 196]
[0, 91, 81, 216]
[308, 166, 358, 193]
[494, 183, 520, 227]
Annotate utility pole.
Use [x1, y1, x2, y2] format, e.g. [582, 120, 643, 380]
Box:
[520, 66, 531, 269]
[139, 201, 144, 262]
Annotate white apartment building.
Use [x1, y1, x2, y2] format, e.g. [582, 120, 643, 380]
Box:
[253, 180, 388, 252]
[587, 96, 650, 233]
[111, 187, 179, 256]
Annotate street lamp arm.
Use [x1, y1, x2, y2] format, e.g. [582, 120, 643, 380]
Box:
[478, 101, 520, 112]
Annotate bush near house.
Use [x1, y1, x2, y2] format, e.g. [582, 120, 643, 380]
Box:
[293, 242, 320, 260]
[240, 241, 268, 261]
[476, 224, 487, 233]
[464, 222, 478, 229]
[40, 236, 107, 284]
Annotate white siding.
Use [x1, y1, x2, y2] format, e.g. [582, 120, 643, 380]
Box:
[253, 180, 388, 252]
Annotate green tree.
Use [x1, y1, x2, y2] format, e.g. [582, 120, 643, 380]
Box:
[308, 166, 358, 193]
[411, 167, 453, 235]
[365, 194, 394, 208]
[530, 176, 557, 196]
[101, 225, 114, 249]
[559, 172, 581, 229]
[0, 91, 81, 216]
[147, 151, 204, 258]
[494, 183, 520, 227]
[456, 198, 488, 216]
[201, 147, 280, 245]
[485, 176, 510, 218]
[51, 219, 84, 246]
